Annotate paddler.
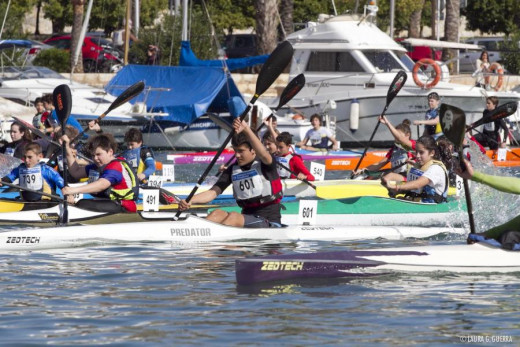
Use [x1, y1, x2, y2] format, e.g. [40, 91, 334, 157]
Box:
[457, 158, 520, 248]
[413, 92, 444, 140]
[1, 142, 65, 201]
[353, 117, 415, 181]
[179, 118, 283, 227]
[61, 133, 138, 213]
[121, 128, 156, 182]
[296, 114, 339, 151]
[276, 131, 315, 181]
[382, 135, 452, 203]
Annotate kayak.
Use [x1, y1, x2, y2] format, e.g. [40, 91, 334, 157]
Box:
[0, 198, 214, 225]
[167, 148, 363, 164]
[235, 242, 520, 285]
[217, 196, 467, 227]
[0, 215, 464, 250]
[162, 179, 397, 200]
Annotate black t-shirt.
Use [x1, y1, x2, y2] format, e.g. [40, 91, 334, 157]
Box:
[212, 155, 281, 223]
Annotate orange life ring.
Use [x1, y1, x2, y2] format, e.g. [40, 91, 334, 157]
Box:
[412, 58, 441, 89]
[488, 62, 504, 91]
[292, 114, 305, 120]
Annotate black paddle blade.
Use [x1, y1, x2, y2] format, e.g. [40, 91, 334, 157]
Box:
[440, 103, 466, 148]
[276, 73, 305, 110]
[386, 70, 407, 106]
[107, 81, 145, 113]
[53, 84, 72, 127]
[255, 41, 294, 97]
[466, 101, 518, 132]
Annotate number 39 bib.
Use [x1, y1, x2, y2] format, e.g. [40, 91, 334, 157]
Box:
[19, 166, 43, 191]
[232, 169, 264, 200]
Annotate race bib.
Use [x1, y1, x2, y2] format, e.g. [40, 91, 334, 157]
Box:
[406, 167, 424, 194]
[5, 147, 14, 157]
[20, 166, 43, 191]
[88, 169, 100, 183]
[232, 169, 264, 200]
[276, 157, 291, 178]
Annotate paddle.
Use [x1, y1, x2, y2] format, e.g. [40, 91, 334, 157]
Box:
[439, 103, 475, 234]
[466, 101, 518, 132]
[0, 180, 65, 202]
[470, 127, 520, 160]
[215, 73, 306, 173]
[350, 70, 407, 178]
[69, 81, 145, 146]
[175, 41, 294, 218]
[53, 84, 72, 224]
[276, 161, 316, 189]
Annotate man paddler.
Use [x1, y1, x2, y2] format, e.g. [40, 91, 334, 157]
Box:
[61, 133, 138, 213]
[179, 118, 283, 227]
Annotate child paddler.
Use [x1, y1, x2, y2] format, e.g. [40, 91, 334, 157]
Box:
[276, 132, 315, 181]
[457, 158, 520, 248]
[61, 133, 138, 213]
[179, 118, 283, 228]
[1, 143, 65, 202]
[382, 135, 452, 203]
[121, 128, 156, 182]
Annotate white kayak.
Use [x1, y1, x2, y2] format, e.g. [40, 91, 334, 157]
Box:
[235, 242, 520, 285]
[0, 215, 465, 251]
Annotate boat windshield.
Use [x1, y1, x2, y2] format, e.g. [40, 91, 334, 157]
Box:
[362, 50, 407, 72]
[0, 66, 66, 80]
[394, 51, 415, 71]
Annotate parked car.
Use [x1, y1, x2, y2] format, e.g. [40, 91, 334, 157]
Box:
[459, 37, 504, 73]
[43, 35, 122, 72]
[0, 39, 52, 66]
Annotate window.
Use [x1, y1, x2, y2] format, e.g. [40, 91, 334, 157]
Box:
[363, 50, 403, 72]
[306, 51, 364, 72]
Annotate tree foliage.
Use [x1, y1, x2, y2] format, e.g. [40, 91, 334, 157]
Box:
[464, 0, 520, 35]
[0, 0, 37, 38]
[500, 30, 520, 75]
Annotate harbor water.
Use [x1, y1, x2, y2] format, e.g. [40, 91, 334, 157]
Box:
[0, 153, 519, 345]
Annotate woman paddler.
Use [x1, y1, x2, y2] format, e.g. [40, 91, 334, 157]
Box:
[382, 135, 453, 203]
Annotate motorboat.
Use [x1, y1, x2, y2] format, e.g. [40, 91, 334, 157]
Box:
[266, 11, 520, 147]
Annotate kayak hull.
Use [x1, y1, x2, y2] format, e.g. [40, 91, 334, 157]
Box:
[235, 243, 520, 285]
[0, 215, 464, 250]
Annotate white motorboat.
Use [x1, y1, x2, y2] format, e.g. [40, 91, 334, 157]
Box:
[268, 12, 520, 147]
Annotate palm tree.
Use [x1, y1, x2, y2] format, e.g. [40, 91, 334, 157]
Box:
[71, 0, 85, 72]
[255, 0, 278, 54]
[442, 0, 460, 72]
[409, 0, 425, 38]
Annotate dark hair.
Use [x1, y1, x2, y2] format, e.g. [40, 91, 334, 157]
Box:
[124, 128, 143, 143]
[395, 119, 411, 136]
[417, 135, 453, 170]
[310, 114, 322, 125]
[64, 125, 79, 139]
[276, 132, 293, 145]
[42, 93, 53, 105]
[87, 133, 118, 154]
[34, 97, 43, 105]
[486, 96, 499, 107]
[427, 92, 440, 101]
[261, 131, 276, 143]
[480, 50, 489, 60]
[231, 132, 252, 149]
[24, 142, 42, 155]
[11, 121, 33, 142]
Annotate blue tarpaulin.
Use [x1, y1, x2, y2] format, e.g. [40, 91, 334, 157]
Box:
[105, 65, 244, 125]
[179, 41, 268, 71]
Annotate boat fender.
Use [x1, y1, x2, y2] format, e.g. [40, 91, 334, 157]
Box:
[350, 99, 359, 132]
[488, 62, 504, 91]
[412, 58, 441, 89]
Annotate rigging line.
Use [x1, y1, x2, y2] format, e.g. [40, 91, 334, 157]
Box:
[167, 11, 178, 66]
[201, 0, 231, 98]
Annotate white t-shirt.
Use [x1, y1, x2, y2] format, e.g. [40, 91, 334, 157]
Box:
[422, 164, 447, 196]
[304, 127, 334, 148]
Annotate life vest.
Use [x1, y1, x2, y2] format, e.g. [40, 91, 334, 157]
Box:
[88, 158, 138, 201]
[18, 163, 53, 201]
[123, 146, 153, 175]
[404, 159, 448, 203]
[231, 160, 283, 208]
[424, 108, 442, 136]
[276, 153, 297, 179]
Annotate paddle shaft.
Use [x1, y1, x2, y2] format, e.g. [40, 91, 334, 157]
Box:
[459, 150, 476, 234]
[175, 95, 259, 218]
[0, 181, 64, 202]
[350, 106, 388, 178]
[276, 161, 316, 189]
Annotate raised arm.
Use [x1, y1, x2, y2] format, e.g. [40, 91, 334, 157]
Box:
[233, 118, 272, 165]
